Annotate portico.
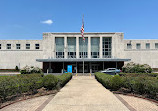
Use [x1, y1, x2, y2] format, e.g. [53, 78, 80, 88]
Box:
[36, 58, 130, 73]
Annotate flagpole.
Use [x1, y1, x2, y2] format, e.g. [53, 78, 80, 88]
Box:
[83, 38, 85, 75]
[81, 14, 85, 75]
[82, 15, 84, 75]
[82, 38, 84, 75]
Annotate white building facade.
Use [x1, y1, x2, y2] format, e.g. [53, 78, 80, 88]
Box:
[0, 32, 158, 73]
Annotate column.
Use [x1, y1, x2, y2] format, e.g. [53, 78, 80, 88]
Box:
[100, 36, 103, 58]
[89, 62, 92, 73]
[63, 62, 64, 73]
[76, 36, 79, 58]
[48, 62, 51, 73]
[64, 36, 67, 58]
[49, 34, 55, 59]
[116, 62, 117, 68]
[76, 62, 77, 73]
[103, 61, 104, 70]
[88, 36, 91, 58]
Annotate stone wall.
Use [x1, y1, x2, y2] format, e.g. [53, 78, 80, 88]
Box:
[124, 39, 158, 68]
[0, 33, 158, 69]
[0, 40, 43, 69]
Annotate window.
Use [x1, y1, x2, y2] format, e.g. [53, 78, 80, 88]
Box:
[136, 43, 141, 49]
[155, 43, 158, 49]
[127, 43, 132, 49]
[55, 38, 64, 58]
[7, 44, 11, 49]
[146, 43, 150, 49]
[102, 37, 112, 58]
[0, 44, 1, 49]
[35, 44, 40, 49]
[79, 37, 88, 58]
[91, 37, 99, 58]
[16, 44, 20, 49]
[26, 44, 30, 49]
[67, 37, 76, 58]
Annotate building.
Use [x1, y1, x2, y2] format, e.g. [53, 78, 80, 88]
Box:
[0, 32, 158, 73]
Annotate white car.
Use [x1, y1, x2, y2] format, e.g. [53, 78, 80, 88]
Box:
[101, 68, 121, 75]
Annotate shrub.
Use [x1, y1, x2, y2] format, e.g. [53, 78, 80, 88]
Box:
[125, 76, 158, 99]
[20, 66, 42, 74]
[95, 72, 158, 100]
[122, 62, 152, 73]
[57, 73, 72, 87]
[110, 75, 123, 90]
[119, 73, 158, 77]
[95, 72, 112, 89]
[131, 77, 146, 94]
[144, 79, 158, 99]
[95, 72, 123, 90]
[42, 75, 58, 90]
[0, 73, 72, 103]
[0, 74, 43, 101]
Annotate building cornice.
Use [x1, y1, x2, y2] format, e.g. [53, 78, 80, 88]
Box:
[43, 32, 123, 35]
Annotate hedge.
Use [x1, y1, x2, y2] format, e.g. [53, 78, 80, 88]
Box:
[43, 75, 58, 90]
[0, 73, 72, 102]
[119, 73, 158, 77]
[95, 72, 158, 100]
[95, 72, 123, 90]
[57, 73, 72, 87]
[0, 74, 43, 101]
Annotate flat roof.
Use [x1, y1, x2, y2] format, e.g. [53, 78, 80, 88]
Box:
[43, 32, 123, 35]
[36, 58, 131, 62]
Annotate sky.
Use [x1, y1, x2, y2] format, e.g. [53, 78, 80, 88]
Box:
[0, 0, 158, 40]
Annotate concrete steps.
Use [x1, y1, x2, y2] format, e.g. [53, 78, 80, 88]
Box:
[73, 73, 94, 76]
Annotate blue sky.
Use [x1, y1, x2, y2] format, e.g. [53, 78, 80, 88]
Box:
[0, 0, 158, 40]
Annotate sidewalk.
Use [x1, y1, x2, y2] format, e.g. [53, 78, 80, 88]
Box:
[42, 76, 130, 111]
[0, 72, 20, 76]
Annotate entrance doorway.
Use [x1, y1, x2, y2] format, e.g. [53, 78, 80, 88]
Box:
[92, 64, 99, 73]
[78, 63, 89, 73]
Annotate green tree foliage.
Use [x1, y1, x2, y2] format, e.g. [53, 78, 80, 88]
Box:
[122, 62, 152, 73]
[20, 66, 42, 74]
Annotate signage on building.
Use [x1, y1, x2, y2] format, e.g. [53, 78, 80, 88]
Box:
[67, 65, 72, 73]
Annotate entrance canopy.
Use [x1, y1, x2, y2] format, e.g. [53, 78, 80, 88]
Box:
[36, 58, 130, 73]
[36, 58, 131, 62]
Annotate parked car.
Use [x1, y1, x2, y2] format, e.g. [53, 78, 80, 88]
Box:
[101, 68, 121, 75]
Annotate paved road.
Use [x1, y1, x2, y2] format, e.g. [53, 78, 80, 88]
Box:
[42, 76, 130, 111]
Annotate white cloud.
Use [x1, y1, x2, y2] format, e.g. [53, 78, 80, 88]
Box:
[41, 19, 53, 25]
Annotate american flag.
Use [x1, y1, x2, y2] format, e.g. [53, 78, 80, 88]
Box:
[80, 15, 85, 42]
